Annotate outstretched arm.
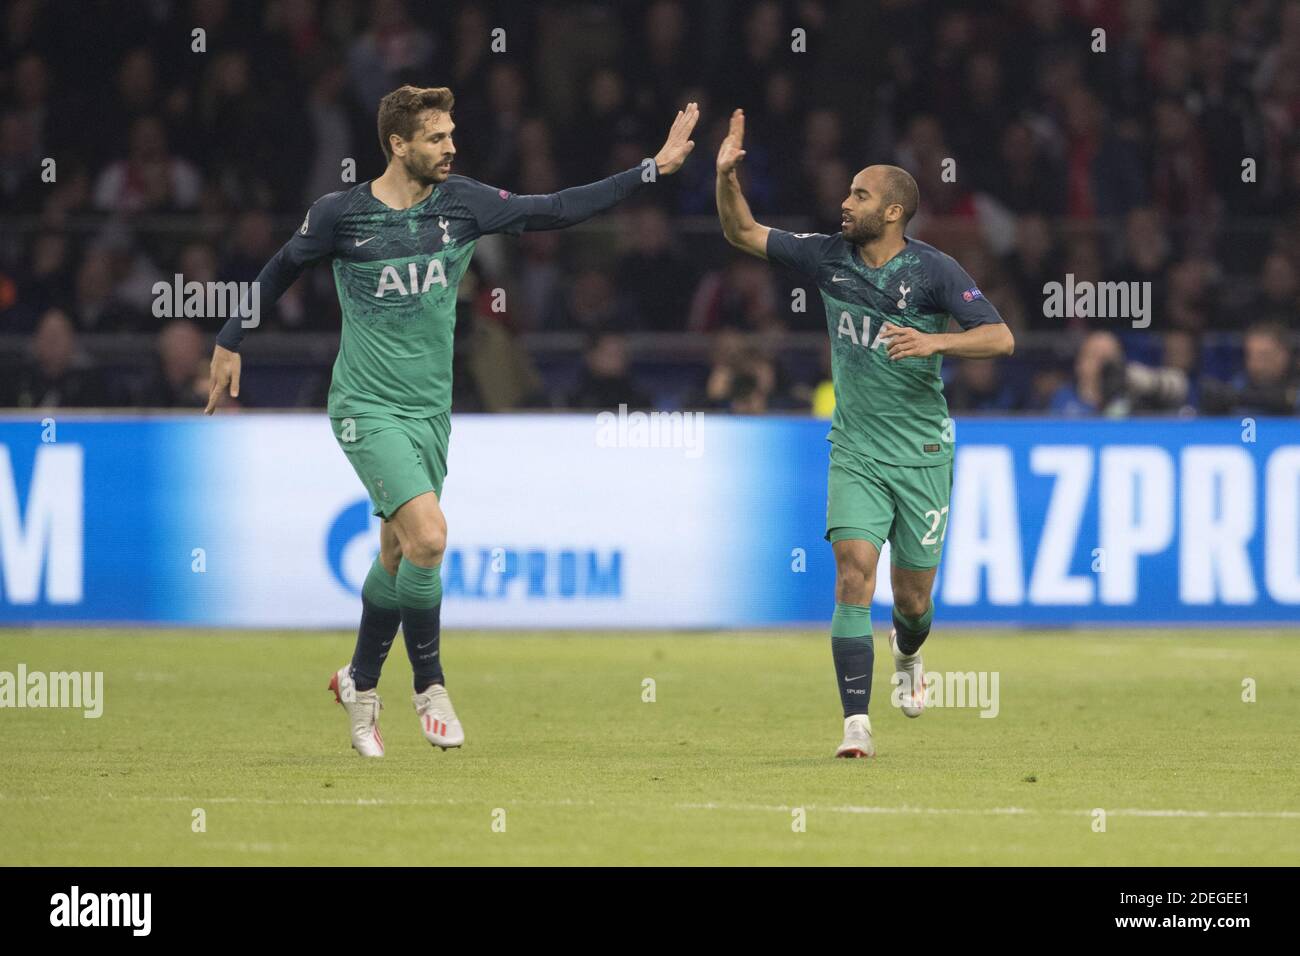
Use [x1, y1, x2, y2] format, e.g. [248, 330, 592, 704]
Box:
[716, 109, 770, 258]
[205, 200, 338, 413]
[472, 103, 699, 235]
[497, 167, 651, 233]
[205, 198, 338, 414]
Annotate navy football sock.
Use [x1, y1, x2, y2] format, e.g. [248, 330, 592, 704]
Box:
[831, 602, 874, 717]
[893, 602, 934, 656]
[397, 558, 444, 692]
[401, 605, 444, 692]
[349, 559, 401, 692]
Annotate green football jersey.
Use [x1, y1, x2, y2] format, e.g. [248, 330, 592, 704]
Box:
[216, 167, 649, 417]
[767, 231, 1004, 465]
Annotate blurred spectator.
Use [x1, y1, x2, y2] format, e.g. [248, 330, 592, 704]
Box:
[453, 262, 546, 411]
[1115, 208, 1172, 292]
[1, 308, 113, 408]
[1240, 252, 1300, 328]
[1151, 98, 1212, 220]
[1004, 215, 1063, 331]
[947, 358, 1019, 412]
[989, 122, 1066, 216]
[725, 348, 780, 415]
[300, 61, 353, 208]
[688, 258, 781, 333]
[694, 332, 785, 414]
[92, 115, 201, 213]
[346, 0, 434, 113]
[1202, 322, 1298, 415]
[100, 48, 164, 153]
[617, 206, 693, 331]
[6, 232, 72, 329]
[0, 0, 1296, 414]
[198, 48, 298, 206]
[515, 231, 566, 331]
[563, 269, 625, 334]
[0, 108, 44, 215]
[478, 62, 530, 187]
[567, 333, 650, 409]
[1058, 85, 1147, 218]
[1166, 257, 1220, 333]
[631, 1, 702, 122]
[224, 211, 279, 284]
[70, 249, 144, 332]
[1160, 329, 1202, 411]
[9, 52, 50, 159]
[693, 329, 744, 409]
[137, 319, 208, 408]
[715, 0, 786, 115]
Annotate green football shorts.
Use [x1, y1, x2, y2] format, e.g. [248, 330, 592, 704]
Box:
[330, 412, 451, 519]
[825, 443, 954, 570]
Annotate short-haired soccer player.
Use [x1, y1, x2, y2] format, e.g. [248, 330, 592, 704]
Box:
[715, 109, 1013, 758]
[207, 86, 699, 757]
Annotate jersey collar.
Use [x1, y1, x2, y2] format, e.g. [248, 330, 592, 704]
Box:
[365, 180, 439, 213]
[852, 235, 911, 273]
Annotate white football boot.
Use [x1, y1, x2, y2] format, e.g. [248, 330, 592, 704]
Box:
[328, 666, 385, 757]
[889, 629, 926, 718]
[413, 683, 465, 750]
[835, 714, 875, 758]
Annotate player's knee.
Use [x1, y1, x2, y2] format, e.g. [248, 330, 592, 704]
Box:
[379, 543, 402, 577]
[835, 566, 875, 604]
[405, 525, 446, 567]
[893, 589, 931, 619]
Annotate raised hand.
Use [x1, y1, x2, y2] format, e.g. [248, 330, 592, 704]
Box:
[653, 102, 699, 175]
[716, 108, 748, 175]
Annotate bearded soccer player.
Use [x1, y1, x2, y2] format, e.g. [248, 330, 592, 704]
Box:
[206, 86, 699, 757]
[715, 109, 1013, 758]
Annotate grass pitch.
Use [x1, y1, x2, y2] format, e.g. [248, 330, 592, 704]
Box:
[1, 628, 1297, 866]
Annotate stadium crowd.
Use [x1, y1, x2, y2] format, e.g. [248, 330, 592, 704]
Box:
[0, 0, 1297, 415]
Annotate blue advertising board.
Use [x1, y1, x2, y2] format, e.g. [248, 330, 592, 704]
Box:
[0, 414, 1296, 627]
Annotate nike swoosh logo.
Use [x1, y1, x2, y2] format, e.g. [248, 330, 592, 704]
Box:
[832, 275, 850, 282]
[844, 674, 868, 682]
[355, 236, 377, 246]
[416, 639, 435, 649]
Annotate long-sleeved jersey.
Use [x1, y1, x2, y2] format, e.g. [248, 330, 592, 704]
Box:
[217, 165, 651, 418]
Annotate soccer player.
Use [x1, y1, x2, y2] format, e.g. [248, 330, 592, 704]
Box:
[206, 86, 699, 757]
[714, 109, 1013, 758]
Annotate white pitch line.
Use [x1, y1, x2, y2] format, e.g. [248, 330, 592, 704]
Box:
[675, 802, 1300, 820]
[0, 793, 599, 809]
[1107, 808, 1300, 819]
[1, 793, 1297, 819]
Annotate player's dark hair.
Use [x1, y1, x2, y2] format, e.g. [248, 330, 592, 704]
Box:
[879, 165, 920, 225]
[377, 85, 455, 163]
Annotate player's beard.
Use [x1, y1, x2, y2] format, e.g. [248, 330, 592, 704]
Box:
[404, 152, 450, 186]
[842, 208, 888, 245]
